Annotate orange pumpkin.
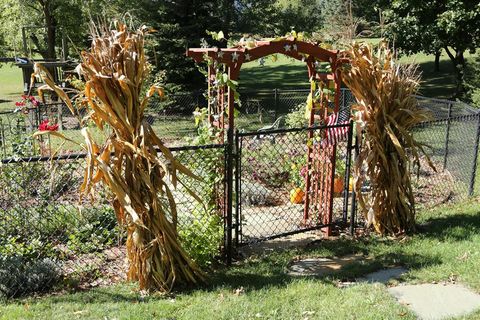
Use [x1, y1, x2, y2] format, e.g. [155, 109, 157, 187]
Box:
[333, 177, 344, 194]
[290, 188, 305, 204]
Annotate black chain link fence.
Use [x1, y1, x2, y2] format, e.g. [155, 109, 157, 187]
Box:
[0, 145, 225, 299]
[1, 88, 480, 299]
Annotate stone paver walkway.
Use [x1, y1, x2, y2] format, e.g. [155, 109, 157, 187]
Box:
[285, 254, 480, 319]
[288, 254, 365, 277]
[388, 283, 480, 320]
[358, 267, 408, 284]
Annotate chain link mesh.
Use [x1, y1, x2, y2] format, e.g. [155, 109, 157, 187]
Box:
[411, 114, 480, 206]
[0, 146, 225, 298]
[236, 126, 351, 244]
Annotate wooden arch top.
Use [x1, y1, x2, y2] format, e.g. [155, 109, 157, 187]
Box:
[187, 37, 340, 77]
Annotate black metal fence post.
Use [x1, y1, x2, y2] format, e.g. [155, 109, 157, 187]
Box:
[443, 102, 453, 170]
[225, 127, 234, 265]
[342, 121, 354, 224]
[468, 113, 480, 196]
[274, 88, 278, 119]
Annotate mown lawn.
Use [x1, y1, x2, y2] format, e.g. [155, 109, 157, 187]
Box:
[0, 63, 23, 111]
[1, 200, 480, 319]
[240, 42, 478, 99]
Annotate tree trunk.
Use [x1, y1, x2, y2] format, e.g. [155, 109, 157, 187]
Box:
[454, 50, 465, 97]
[42, 0, 56, 60]
[434, 50, 441, 72]
[444, 47, 466, 98]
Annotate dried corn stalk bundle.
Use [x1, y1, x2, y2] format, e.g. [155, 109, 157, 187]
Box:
[35, 22, 204, 292]
[341, 42, 434, 235]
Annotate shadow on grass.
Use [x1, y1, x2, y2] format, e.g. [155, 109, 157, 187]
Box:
[240, 63, 309, 91]
[418, 212, 480, 242]
[204, 236, 443, 291]
[31, 250, 441, 306]
[416, 60, 455, 99]
[12, 210, 473, 305]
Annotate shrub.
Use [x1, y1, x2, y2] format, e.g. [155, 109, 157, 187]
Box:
[465, 56, 480, 108]
[66, 206, 121, 254]
[0, 235, 59, 298]
[286, 103, 308, 128]
[179, 207, 223, 268]
[0, 255, 60, 298]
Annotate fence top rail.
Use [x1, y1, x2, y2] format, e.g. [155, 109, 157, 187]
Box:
[416, 113, 480, 126]
[237, 122, 352, 137]
[1, 143, 226, 164]
[415, 95, 479, 114]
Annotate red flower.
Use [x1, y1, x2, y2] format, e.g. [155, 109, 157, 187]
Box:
[38, 119, 59, 131]
[15, 101, 25, 107]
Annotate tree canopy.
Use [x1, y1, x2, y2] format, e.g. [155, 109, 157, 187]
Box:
[0, 0, 478, 95]
[385, 0, 480, 96]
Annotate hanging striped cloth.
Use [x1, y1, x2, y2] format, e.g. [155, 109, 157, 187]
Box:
[324, 109, 350, 146]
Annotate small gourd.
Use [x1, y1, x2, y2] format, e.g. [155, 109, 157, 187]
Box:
[290, 188, 305, 204]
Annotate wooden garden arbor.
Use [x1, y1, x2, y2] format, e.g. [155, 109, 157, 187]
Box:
[187, 38, 345, 236]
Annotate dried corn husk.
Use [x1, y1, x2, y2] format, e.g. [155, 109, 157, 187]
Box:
[35, 22, 204, 292]
[341, 42, 434, 235]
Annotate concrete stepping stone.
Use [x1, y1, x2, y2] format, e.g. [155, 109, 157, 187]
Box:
[357, 267, 408, 284]
[288, 254, 364, 276]
[388, 283, 480, 320]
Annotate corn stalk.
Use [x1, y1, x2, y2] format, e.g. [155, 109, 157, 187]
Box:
[341, 42, 434, 235]
[34, 22, 204, 292]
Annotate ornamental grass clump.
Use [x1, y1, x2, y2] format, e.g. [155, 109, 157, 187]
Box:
[34, 22, 204, 292]
[342, 42, 434, 235]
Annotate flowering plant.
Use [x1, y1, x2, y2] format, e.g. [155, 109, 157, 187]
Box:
[287, 148, 308, 189]
[14, 95, 40, 114]
[38, 119, 59, 131]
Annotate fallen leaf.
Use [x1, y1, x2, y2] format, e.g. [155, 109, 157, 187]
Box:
[234, 287, 245, 295]
[457, 252, 470, 261]
[73, 310, 87, 315]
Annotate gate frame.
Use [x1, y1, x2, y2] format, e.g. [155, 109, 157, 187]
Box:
[187, 39, 348, 264]
[233, 122, 355, 247]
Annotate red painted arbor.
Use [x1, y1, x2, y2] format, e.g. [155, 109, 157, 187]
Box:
[187, 37, 345, 236]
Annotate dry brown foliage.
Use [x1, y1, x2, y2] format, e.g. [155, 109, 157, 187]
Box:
[341, 42, 434, 235]
[34, 22, 204, 292]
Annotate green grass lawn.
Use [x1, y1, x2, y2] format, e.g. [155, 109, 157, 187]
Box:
[2, 200, 480, 319]
[240, 54, 309, 91]
[239, 42, 478, 99]
[0, 63, 23, 111]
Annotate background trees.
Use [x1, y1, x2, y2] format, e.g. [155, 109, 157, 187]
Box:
[0, 0, 478, 98]
[384, 0, 480, 97]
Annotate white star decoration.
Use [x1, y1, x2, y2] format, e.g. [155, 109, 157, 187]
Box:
[231, 52, 239, 62]
[245, 53, 251, 61]
[284, 44, 291, 52]
[293, 44, 298, 51]
[259, 57, 265, 66]
[217, 51, 224, 59]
